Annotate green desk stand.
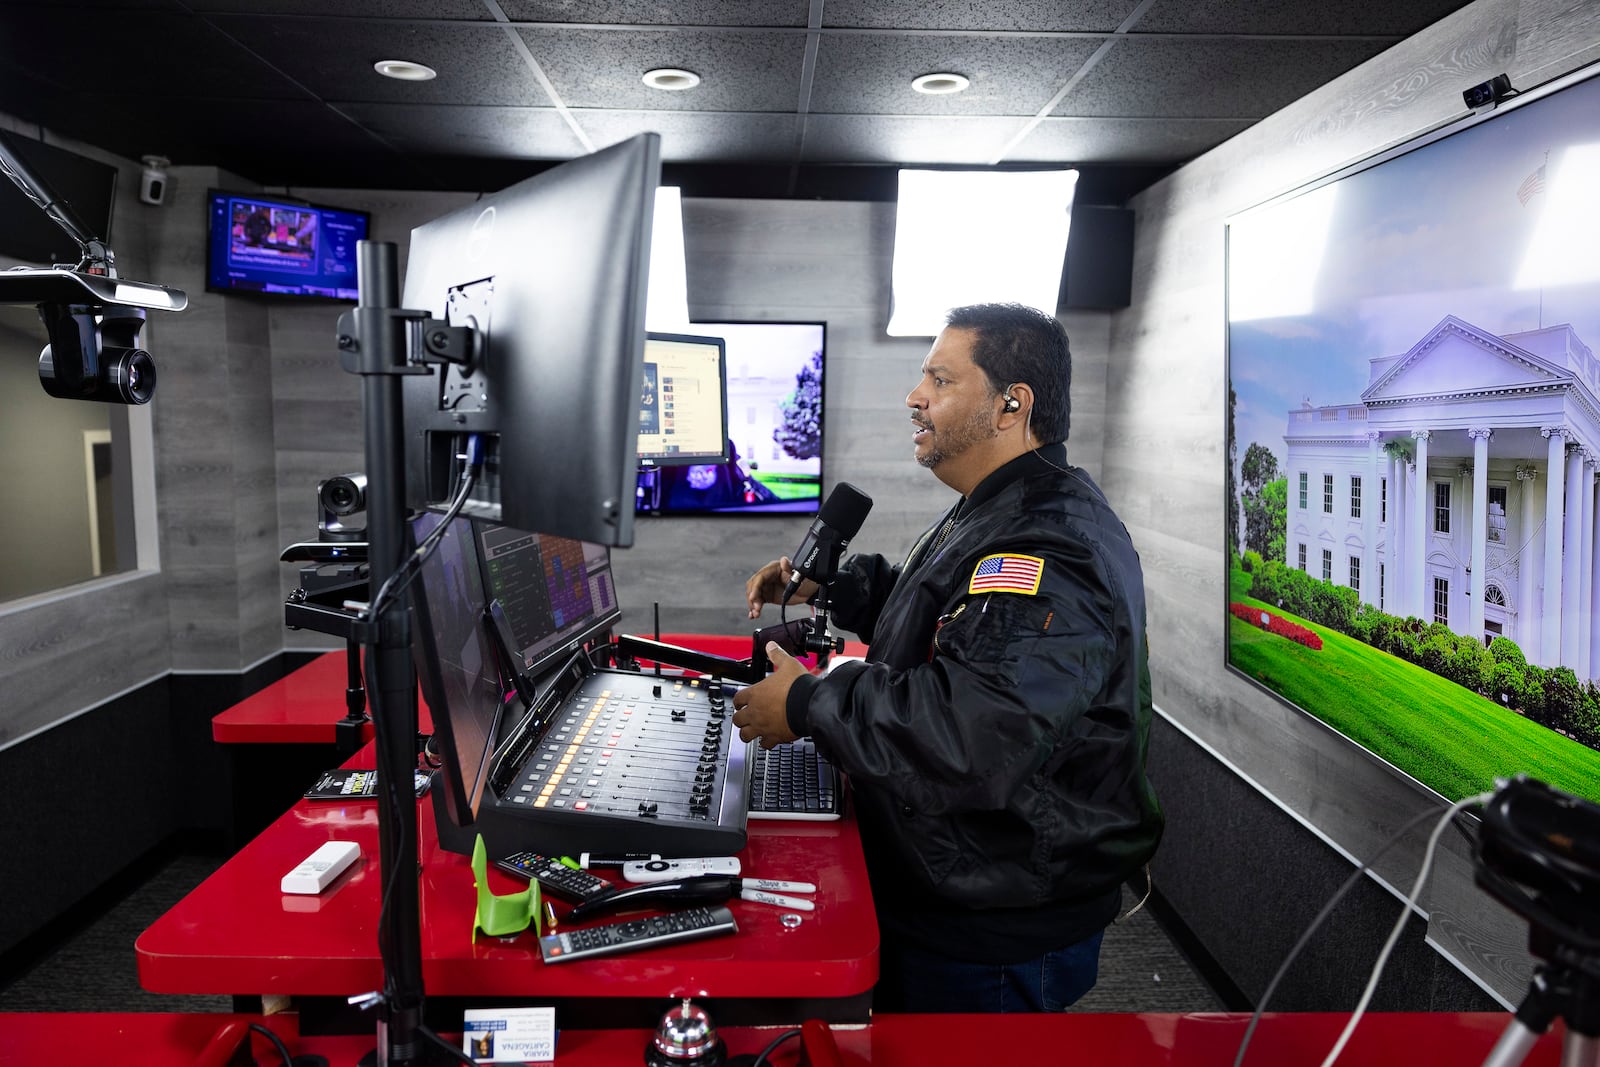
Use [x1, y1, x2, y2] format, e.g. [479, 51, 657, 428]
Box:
[471, 834, 541, 941]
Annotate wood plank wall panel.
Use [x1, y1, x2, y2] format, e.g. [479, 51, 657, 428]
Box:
[1103, 0, 1595, 1004]
[143, 166, 291, 670]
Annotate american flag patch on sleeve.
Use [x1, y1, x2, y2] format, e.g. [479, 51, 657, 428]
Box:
[967, 553, 1045, 595]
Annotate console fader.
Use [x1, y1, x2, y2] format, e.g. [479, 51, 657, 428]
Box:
[433, 652, 750, 859]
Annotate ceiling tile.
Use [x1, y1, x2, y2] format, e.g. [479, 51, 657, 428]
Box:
[1132, 0, 1474, 36]
[0, 8, 310, 101]
[822, 0, 1141, 33]
[811, 32, 1101, 116]
[206, 16, 547, 105]
[337, 102, 584, 159]
[519, 27, 806, 111]
[194, 1, 490, 16]
[800, 114, 1023, 165]
[578, 110, 799, 163]
[498, 1, 810, 27]
[1005, 116, 1256, 164]
[1057, 37, 1391, 118]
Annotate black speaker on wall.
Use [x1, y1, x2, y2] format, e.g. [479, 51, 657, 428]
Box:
[1060, 205, 1134, 309]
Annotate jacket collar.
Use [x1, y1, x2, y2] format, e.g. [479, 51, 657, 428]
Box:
[963, 442, 1070, 510]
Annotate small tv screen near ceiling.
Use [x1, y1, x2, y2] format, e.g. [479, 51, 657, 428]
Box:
[205, 189, 369, 301]
[636, 321, 826, 516]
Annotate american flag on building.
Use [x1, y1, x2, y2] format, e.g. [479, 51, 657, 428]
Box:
[1517, 163, 1546, 205]
[968, 553, 1045, 595]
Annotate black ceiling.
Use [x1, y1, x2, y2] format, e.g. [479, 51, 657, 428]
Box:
[0, 0, 1476, 203]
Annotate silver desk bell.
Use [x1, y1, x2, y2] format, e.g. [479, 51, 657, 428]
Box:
[646, 997, 726, 1067]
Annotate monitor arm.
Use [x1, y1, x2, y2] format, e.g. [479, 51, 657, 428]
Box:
[0, 130, 115, 276]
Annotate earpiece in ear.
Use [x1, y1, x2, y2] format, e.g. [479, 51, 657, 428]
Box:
[1003, 393, 1021, 413]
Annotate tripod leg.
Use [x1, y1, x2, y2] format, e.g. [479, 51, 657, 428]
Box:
[1559, 1033, 1598, 1067]
[1482, 1020, 1546, 1067]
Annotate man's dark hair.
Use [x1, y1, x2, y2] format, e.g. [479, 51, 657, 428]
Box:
[944, 303, 1071, 443]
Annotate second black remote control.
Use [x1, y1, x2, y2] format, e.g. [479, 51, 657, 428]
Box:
[494, 851, 616, 902]
[538, 905, 738, 963]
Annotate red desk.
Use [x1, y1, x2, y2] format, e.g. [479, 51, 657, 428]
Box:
[212, 650, 433, 744]
[0, 1011, 1564, 1066]
[137, 744, 877, 1010]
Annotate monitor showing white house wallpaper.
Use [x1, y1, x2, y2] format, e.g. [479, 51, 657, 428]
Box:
[1225, 61, 1600, 804]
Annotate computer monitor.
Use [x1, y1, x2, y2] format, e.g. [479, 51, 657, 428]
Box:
[400, 133, 661, 548]
[408, 510, 508, 828]
[477, 523, 621, 680]
[205, 189, 369, 301]
[637, 331, 728, 466]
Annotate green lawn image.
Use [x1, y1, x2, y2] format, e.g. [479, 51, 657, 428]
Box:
[752, 472, 820, 502]
[1227, 565, 1600, 804]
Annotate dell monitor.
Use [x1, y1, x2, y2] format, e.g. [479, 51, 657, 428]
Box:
[476, 523, 621, 679]
[409, 510, 507, 828]
[636, 331, 729, 466]
[400, 134, 660, 548]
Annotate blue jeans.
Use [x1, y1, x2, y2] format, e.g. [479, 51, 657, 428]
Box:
[874, 928, 1105, 1013]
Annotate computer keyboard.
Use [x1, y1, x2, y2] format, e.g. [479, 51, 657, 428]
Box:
[747, 739, 843, 821]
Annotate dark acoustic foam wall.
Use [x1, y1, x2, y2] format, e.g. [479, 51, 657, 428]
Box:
[1061, 205, 1134, 310]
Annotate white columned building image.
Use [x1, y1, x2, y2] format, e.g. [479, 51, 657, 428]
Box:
[1283, 315, 1600, 678]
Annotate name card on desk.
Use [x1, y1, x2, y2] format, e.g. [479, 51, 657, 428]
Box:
[463, 1006, 556, 1063]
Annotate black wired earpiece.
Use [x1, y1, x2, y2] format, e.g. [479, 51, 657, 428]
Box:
[1003, 391, 1021, 412]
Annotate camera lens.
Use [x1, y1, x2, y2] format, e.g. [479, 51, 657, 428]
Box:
[107, 348, 156, 405]
[319, 474, 367, 516]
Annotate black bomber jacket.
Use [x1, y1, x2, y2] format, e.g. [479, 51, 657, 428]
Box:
[784, 444, 1163, 951]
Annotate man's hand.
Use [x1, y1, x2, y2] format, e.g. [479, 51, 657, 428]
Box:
[745, 556, 819, 619]
[730, 642, 807, 748]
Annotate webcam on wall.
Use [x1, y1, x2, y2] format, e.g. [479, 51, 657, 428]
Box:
[1463, 73, 1515, 110]
[139, 155, 169, 206]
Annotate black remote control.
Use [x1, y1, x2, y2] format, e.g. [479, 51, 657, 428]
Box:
[538, 905, 738, 963]
[494, 851, 615, 902]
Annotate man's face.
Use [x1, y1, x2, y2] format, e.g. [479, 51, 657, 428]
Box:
[906, 327, 1000, 476]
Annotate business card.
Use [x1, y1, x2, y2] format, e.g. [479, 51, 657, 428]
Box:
[462, 1006, 556, 1063]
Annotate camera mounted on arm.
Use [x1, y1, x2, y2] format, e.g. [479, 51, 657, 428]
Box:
[0, 131, 185, 404]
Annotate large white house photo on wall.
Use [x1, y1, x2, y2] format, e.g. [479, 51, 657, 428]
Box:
[1225, 60, 1600, 805]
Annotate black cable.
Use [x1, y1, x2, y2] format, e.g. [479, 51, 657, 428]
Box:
[1231, 802, 1474, 1067]
[246, 1022, 295, 1067]
[418, 1023, 479, 1066]
[750, 1026, 802, 1067]
[366, 437, 482, 1022]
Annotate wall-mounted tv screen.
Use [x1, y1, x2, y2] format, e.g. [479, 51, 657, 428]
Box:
[636, 321, 825, 515]
[1225, 60, 1600, 806]
[205, 189, 368, 301]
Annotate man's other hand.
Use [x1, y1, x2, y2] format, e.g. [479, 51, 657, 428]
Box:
[745, 556, 818, 619]
[730, 642, 806, 748]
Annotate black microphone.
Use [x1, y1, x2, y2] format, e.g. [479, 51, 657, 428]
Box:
[784, 482, 873, 600]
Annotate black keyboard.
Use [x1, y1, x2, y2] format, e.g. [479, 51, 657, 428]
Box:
[747, 739, 843, 821]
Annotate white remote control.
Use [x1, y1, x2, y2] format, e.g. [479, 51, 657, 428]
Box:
[281, 840, 361, 894]
[623, 857, 741, 883]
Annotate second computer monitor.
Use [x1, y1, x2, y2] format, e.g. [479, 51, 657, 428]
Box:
[637, 331, 728, 466]
[477, 523, 621, 681]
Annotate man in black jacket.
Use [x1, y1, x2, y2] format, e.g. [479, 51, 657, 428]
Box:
[732, 302, 1162, 1013]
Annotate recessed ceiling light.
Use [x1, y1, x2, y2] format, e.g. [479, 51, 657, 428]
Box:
[373, 59, 437, 82]
[642, 68, 701, 91]
[911, 72, 970, 95]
